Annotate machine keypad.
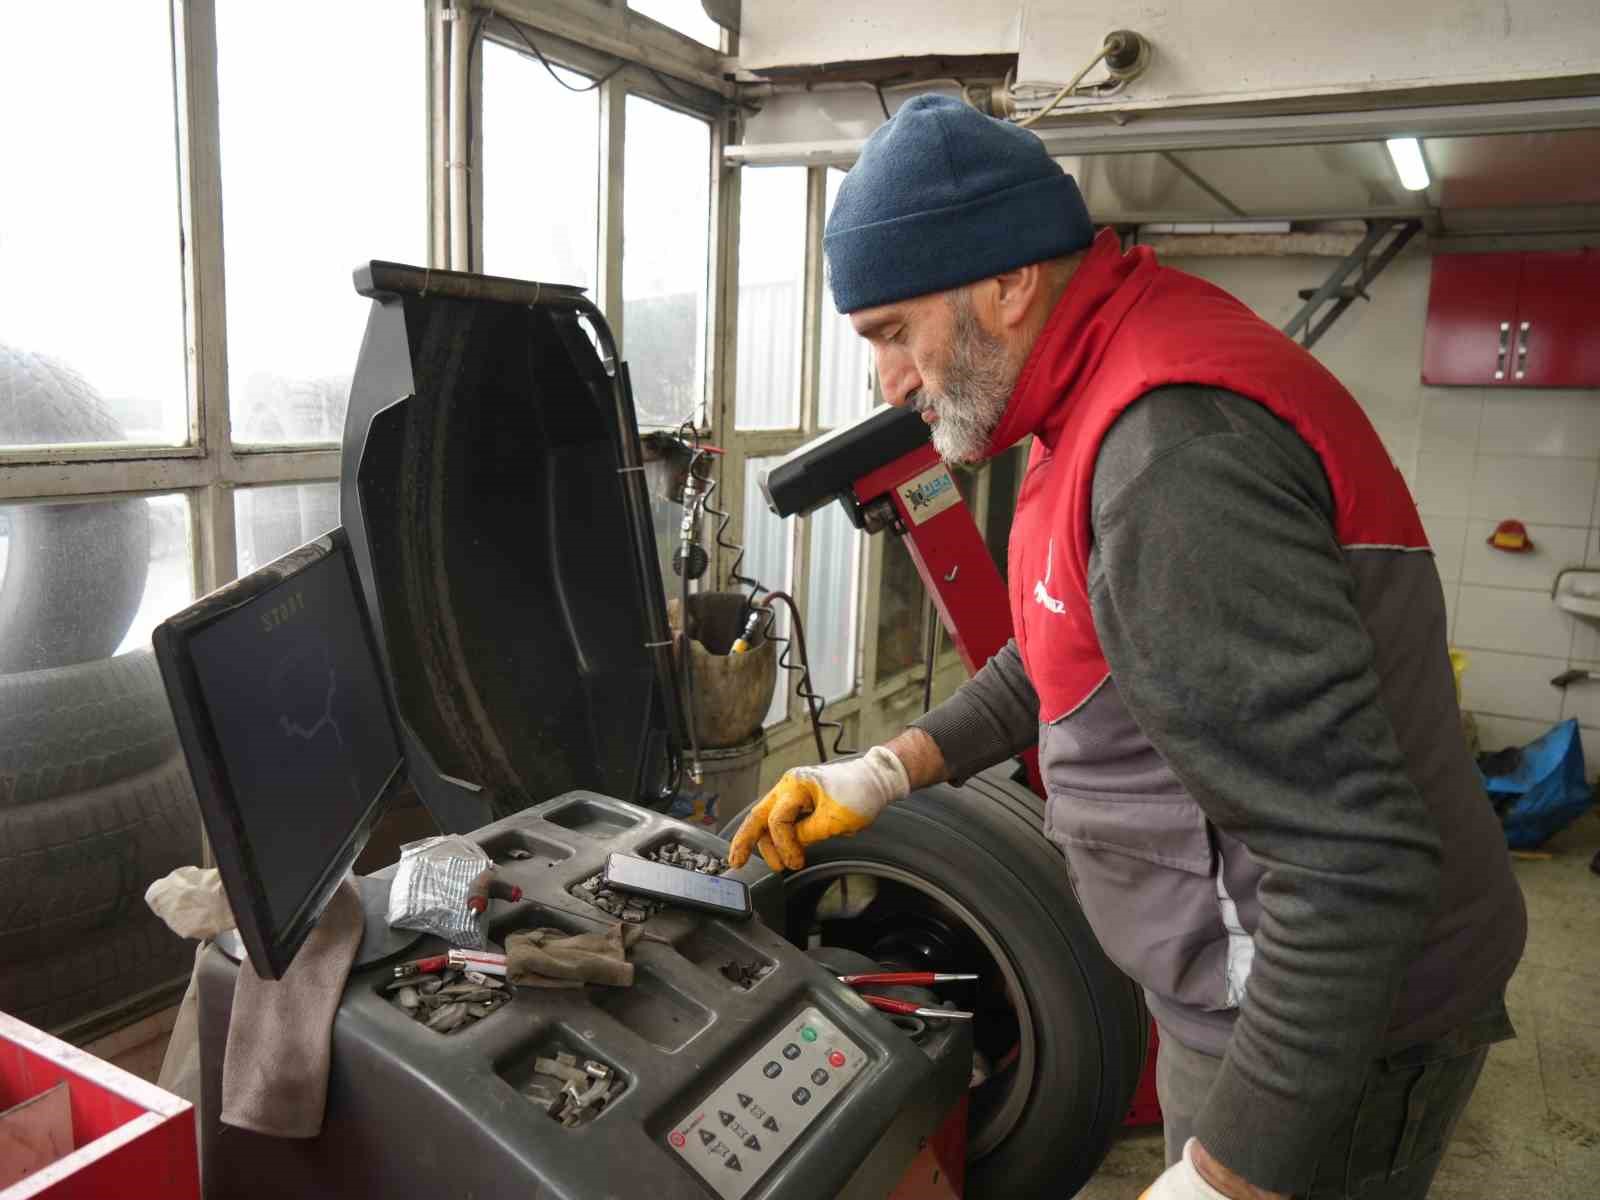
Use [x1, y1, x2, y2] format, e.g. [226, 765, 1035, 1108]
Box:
[667, 1007, 868, 1200]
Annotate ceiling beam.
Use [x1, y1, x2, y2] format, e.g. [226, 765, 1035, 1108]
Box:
[727, 94, 1600, 166]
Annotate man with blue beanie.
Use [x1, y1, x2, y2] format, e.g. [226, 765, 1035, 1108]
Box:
[729, 95, 1525, 1200]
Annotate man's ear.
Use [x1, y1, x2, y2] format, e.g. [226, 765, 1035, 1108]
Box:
[990, 263, 1044, 330]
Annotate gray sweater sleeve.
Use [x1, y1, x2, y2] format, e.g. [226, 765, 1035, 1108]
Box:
[1087, 389, 1443, 1196]
[911, 638, 1038, 783]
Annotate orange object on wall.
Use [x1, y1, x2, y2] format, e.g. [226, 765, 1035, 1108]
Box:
[1487, 519, 1535, 553]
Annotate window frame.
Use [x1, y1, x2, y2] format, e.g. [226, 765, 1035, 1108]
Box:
[716, 165, 1002, 759]
[1, 0, 732, 599]
[0, 0, 991, 784]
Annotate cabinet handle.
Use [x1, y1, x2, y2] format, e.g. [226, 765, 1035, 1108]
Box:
[1515, 320, 1530, 381]
[1495, 321, 1511, 380]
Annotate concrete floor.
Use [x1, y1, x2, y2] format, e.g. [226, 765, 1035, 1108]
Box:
[1078, 812, 1600, 1200]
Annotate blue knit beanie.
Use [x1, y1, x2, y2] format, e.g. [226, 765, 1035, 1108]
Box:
[824, 95, 1094, 314]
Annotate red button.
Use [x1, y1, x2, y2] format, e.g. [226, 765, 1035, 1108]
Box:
[669, 1132, 686, 1148]
[828, 1050, 846, 1068]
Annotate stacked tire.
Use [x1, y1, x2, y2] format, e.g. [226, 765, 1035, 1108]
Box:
[1, 345, 201, 1033]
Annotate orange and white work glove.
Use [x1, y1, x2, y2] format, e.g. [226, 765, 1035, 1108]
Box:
[1138, 1140, 1234, 1200]
[727, 747, 910, 872]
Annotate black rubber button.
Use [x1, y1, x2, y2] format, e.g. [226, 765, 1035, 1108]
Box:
[791, 1087, 811, 1106]
[763, 1061, 782, 1079]
[782, 1043, 802, 1060]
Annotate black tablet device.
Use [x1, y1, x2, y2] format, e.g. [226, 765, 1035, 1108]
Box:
[153, 527, 405, 979]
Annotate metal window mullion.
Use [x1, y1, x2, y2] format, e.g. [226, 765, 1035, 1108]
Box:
[596, 73, 626, 341]
[176, 0, 235, 595]
[428, 0, 449, 268]
[702, 98, 733, 435]
[798, 167, 826, 435]
[467, 5, 484, 274]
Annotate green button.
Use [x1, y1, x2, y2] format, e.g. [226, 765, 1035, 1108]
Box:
[800, 1026, 818, 1043]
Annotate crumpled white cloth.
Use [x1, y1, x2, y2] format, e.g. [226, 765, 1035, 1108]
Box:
[145, 865, 235, 940]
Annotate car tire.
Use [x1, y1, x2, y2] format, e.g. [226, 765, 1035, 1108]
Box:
[0, 651, 179, 807]
[0, 906, 194, 1034]
[0, 650, 203, 964]
[723, 771, 1148, 1199]
[0, 345, 151, 674]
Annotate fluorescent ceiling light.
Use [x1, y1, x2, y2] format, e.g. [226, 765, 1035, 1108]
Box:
[1385, 137, 1430, 191]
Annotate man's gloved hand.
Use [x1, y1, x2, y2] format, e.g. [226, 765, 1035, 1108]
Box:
[727, 746, 910, 872]
[1139, 1140, 1252, 1200]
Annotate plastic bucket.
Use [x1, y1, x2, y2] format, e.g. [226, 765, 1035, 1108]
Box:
[683, 734, 767, 830]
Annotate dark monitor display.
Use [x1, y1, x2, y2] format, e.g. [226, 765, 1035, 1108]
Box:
[154, 528, 403, 979]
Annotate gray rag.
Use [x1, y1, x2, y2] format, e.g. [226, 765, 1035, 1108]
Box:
[220, 879, 364, 1138]
[505, 923, 644, 988]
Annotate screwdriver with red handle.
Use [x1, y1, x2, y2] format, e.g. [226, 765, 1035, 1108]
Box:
[837, 971, 977, 1020]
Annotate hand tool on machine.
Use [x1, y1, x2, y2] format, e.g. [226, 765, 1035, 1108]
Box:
[841, 971, 977, 1020]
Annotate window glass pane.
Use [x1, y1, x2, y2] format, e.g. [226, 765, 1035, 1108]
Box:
[234, 483, 341, 576]
[0, 491, 199, 1031]
[218, 1, 425, 445]
[0, 493, 192, 672]
[628, 0, 722, 48]
[483, 43, 598, 291]
[735, 167, 807, 430]
[1, 3, 187, 448]
[623, 97, 711, 431]
[742, 457, 792, 726]
[818, 169, 876, 429]
[876, 534, 927, 681]
[806, 504, 860, 701]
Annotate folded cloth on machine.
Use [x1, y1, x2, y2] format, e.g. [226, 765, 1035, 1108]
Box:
[221, 879, 364, 1138]
[506, 923, 644, 988]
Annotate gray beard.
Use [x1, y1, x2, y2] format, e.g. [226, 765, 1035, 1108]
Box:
[915, 290, 1017, 465]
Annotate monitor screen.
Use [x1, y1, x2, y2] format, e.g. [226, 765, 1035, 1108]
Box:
[155, 528, 403, 977]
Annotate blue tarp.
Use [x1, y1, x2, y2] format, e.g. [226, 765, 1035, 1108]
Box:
[1479, 718, 1595, 849]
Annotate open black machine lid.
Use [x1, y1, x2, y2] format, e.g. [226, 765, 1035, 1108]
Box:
[340, 261, 687, 833]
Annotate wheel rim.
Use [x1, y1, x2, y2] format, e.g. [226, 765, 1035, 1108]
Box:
[780, 860, 1039, 1162]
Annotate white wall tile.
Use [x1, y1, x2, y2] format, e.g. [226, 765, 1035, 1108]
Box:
[1372, 423, 1418, 482]
[1418, 389, 1483, 454]
[1587, 527, 1600, 567]
[1459, 521, 1587, 589]
[1558, 665, 1600, 727]
[1479, 390, 1600, 458]
[1414, 449, 1474, 517]
[1422, 515, 1468, 583]
[1569, 615, 1600, 661]
[1454, 586, 1575, 658]
[1579, 726, 1600, 781]
[1458, 648, 1566, 723]
[1473, 713, 1556, 753]
[1469, 456, 1599, 527]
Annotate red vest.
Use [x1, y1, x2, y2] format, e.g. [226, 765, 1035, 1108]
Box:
[993, 230, 1428, 722]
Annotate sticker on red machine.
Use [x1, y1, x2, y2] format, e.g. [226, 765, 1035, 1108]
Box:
[898, 466, 960, 526]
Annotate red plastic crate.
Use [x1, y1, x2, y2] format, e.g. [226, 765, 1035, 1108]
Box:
[0, 1011, 197, 1199]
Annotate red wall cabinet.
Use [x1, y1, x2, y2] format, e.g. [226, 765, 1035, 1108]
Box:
[1422, 250, 1600, 388]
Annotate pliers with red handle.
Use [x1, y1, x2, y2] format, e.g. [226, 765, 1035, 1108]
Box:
[837, 971, 977, 1020]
